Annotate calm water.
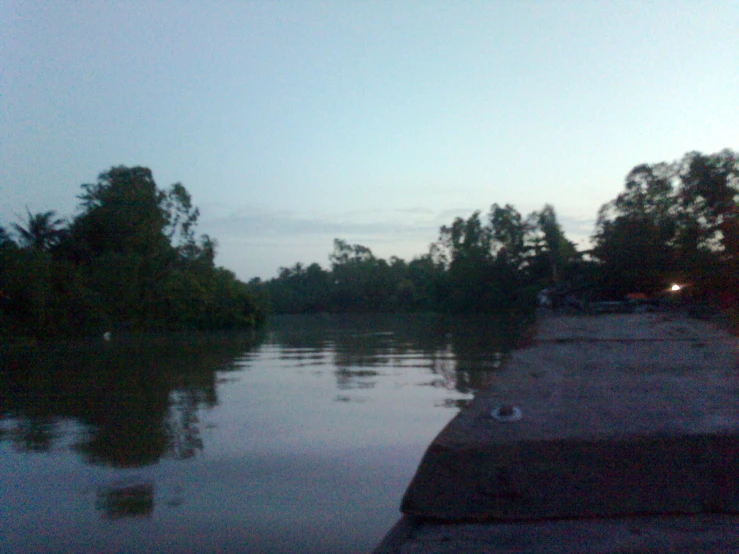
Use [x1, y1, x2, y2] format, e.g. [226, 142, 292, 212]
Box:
[0, 314, 521, 553]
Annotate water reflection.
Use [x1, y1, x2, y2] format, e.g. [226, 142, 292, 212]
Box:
[96, 482, 155, 520]
[335, 394, 370, 403]
[1, 315, 523, 470]
[8, 417, 60, 453]
[1, 315, 524, 552]
[1, 331, 264, 469]
[435, 398, 473, 409]
[269, 314, 521, 395]
[166, 390, 204, 460]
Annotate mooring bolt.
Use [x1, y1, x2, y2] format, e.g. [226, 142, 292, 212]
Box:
[491, 404, 522, 422]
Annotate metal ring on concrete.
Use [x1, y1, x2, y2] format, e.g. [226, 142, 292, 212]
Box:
[491, 405, 522, 422]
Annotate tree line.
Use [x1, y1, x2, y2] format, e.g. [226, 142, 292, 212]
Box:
[593, 149, 738, 304]
[1, 166, 266, 340]
[2, 148, 737, 339]
[260, 148, 738, 315]
[259, 203, 582, 316]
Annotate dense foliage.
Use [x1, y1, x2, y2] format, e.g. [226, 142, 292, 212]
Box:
[592, 149, 738, 303]
[262, 148, 737, 314]
[261, 203, 584, 315]
[0, 166, 266, 339]
[3, 148, 736, 338]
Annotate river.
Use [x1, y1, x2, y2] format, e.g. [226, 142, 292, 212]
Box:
[0, 314, 522, 553]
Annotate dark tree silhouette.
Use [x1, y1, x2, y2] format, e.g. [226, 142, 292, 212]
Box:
[12, 209, 66, 251]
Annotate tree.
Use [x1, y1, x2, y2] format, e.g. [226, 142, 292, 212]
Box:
[71, 166, 171, 260]
[438, 212, 493, 267]
[329, 239, 393, 311]
[2, 166, 266, 338]
[164, 183, 203, 261]
[66, 166, 264, 331]
[592, 149, 739, 299]
[264, 261, 332, 313]
[593, 213, 673, 295]
[12, 209, 67, 251]
[488, 203, 529, 269]
[436, 212, 513, 313]
[592, 163, 678, 295]
[535, 204, 578, 284]
[677, 149, 739, 260]
[675, 149, 739, 302]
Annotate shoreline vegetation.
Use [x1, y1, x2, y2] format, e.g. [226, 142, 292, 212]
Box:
[256, 148, 738, 322]
[1, 148, 737, 342]
[1, 167, 267, 342]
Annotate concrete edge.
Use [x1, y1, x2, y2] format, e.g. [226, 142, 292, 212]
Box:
[372, 515, 420, 554]
[383, 514, 739, 553]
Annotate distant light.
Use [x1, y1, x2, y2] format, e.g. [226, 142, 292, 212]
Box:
[671, 284, 681, 292]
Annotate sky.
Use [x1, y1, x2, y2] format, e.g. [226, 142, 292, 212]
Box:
[2, 1, 737, 280]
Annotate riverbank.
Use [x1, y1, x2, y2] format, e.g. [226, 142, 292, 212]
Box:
[376, 312, 739, 552]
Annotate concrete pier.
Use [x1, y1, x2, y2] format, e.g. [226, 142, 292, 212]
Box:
[376, 313, 739, 553]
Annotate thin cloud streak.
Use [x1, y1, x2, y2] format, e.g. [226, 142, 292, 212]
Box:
[200, 204, 597, 278]
[201, 204, 596, 242]
[201, 207, 442, 240]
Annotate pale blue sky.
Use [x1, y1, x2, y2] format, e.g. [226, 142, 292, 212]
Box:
[2, 1, 737, 279]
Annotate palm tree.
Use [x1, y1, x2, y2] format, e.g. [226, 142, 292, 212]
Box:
[12, 209, 67, 251]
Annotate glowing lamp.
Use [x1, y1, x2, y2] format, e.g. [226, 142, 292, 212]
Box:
[671, 284, 681, 292]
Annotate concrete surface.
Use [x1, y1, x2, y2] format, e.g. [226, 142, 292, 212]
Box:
[376, 313, 739, 552]
[375, 514, 739, 553]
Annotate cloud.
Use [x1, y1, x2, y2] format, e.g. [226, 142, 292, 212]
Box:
[201, 204, 597, 248]
[200, 205, 442, 243]
[433, 208, 481, 222]
[558, 213, 596, 237]
[393, 207, 435, 215]
[199, 203, 599, 280]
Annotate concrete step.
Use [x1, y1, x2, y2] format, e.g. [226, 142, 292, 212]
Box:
[375, 514, 739, 554]
[400, 314, 739, 521]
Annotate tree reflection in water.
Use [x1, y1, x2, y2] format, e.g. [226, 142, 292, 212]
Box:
[0, 331, 264, 469]
[7, 417, 60, 453]
[1, 316, 524, 471]
[96, 482, 155, 520]
[0, 314, 524, 542]
[268, 314, 524, 396]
